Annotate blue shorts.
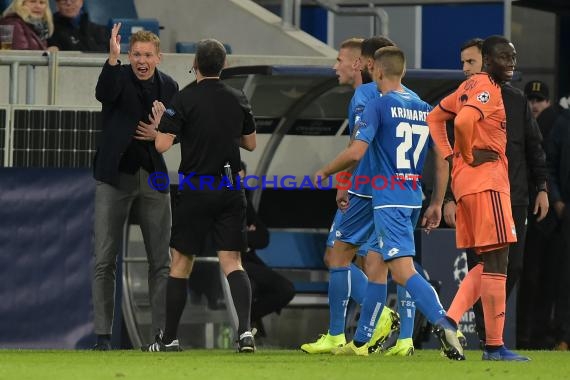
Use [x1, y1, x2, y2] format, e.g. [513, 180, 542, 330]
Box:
[357, 232, 380, 257]
[326, 210, 343, 248]
[337, 194, 374, 246]
[327, 195, 375, 257]
[372, 207, 421, 261]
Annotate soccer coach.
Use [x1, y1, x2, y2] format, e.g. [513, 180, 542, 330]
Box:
[147, 39, 257, 353]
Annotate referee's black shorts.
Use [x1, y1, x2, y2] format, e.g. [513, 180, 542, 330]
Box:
[170, 188, 247, 256]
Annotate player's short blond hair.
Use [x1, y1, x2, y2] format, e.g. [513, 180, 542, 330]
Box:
[339, 37, 363, 51]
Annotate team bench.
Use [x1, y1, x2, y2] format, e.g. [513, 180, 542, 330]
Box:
[256, 230, 330, 307]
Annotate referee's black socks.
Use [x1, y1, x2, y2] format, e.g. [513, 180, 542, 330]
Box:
[227, 270, 252, 336]
[163, 276, 188, 344]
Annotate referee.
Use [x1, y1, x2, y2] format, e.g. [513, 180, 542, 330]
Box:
[144, 39, 257, 353]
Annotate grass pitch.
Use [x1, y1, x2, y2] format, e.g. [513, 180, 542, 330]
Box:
[1, 349, 568, 380]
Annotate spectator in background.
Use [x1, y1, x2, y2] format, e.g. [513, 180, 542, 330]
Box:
[525, 81, 560, 138]
[48, 0, 108, 52]
[545, 107, 570, 351]
[239, 161, 295, 338]
[0, 0, 58, 51]
[518, 80, 564, 349]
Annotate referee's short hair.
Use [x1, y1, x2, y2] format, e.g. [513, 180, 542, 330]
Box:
[195, 39, 226, 77]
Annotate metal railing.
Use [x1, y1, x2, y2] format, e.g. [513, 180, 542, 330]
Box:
[281, 0, 302, 28]
[276, 0, 515, 43]
[0, 51, 106, 105]
[314, 0, 389, 37]
[278, 0, 389, 36]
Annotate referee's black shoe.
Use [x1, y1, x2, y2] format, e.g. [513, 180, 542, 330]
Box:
[237, 330, 256, 353]
[142, 330, 183, 352]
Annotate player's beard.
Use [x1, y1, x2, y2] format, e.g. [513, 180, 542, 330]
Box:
[361, 69, 372, 84]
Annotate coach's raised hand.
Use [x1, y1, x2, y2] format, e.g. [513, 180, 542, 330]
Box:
[108, 23, 122, 66]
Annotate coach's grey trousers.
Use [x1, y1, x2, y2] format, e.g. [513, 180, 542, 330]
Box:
[93, 169, 171, 338]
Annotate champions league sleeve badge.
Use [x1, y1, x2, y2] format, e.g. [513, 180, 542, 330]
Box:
[476, 91, 490, 104]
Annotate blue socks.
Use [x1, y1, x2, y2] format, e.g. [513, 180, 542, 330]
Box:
[404, 273, 446, 324]
[353, 281, 387, 343]
[397, 285, 416, 339]
[349, 263, 367, 304]
[328, 267, 350, 335]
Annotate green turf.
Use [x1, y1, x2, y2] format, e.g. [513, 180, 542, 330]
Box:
[0, 349, 568, 380]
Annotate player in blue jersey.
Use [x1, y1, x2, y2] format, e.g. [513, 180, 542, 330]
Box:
[340, 37, 423, 357]
[339, 37, 425, 357]
[359, 38, 427, 357]
[301, 37, 400, 355]
[314, 46, 465, 360]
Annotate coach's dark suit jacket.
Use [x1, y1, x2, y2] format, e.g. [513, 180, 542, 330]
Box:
[94, 60, 179, 189]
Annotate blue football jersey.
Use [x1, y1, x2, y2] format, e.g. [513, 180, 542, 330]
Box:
[348, 82, 379, 135]
[356, 89, 433, 208]
[348, 82, 380, 197]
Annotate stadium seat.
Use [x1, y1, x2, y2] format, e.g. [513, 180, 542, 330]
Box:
[0, 0, 11, 13]
[84, 0, 138, 26]
[176, 42, 233, 54]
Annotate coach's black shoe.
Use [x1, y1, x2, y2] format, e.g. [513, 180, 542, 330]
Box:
[142, 331, 183, 352]
[433, 317, 465, 361]
[237, 331, 256, 353]
[92, 342, 111, 351]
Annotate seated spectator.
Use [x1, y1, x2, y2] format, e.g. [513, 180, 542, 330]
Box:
[48, 0, 108, 52]
[0, 0, 57, 51]
[239, 162, 295, 337]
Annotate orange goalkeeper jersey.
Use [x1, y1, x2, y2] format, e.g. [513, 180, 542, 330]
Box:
[438, 73, 510, 200]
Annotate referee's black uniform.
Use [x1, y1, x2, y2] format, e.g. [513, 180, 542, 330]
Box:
[160, 79, 256, 255]
[149, 43, 257, 352]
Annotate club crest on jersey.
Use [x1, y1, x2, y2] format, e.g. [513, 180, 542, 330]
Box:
[165, 108, 176, 117]
[476, 91, 490, 104]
